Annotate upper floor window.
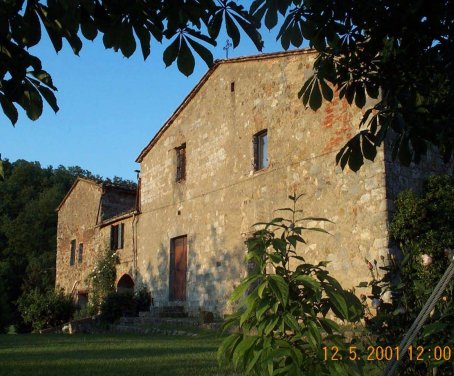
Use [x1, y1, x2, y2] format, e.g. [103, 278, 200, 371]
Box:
[110, 223, 124, 251]
[176, 143, 186, 182]
[78, 243, 84, 263]
[69, 239, 76, 266]
[253, 130, 268, 171]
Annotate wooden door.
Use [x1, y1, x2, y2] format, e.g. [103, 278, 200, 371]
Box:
[170, 236, 187, 301]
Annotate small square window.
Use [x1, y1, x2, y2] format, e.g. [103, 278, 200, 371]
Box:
[69, 240, 76, 266]
[176, 143, 186, 182]
[253, 130, 268, 171]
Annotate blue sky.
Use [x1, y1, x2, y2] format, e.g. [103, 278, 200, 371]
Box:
[1, 17, 291, 181]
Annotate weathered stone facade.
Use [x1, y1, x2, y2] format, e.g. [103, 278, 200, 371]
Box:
[56, 178, 137, 305]
[56, 49, 451, 316]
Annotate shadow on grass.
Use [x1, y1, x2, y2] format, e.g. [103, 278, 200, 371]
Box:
[0, 333, 238, 376]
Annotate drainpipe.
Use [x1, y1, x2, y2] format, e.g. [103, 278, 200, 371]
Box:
[132, 212, 138, 281]
[132, 172, 141, 282]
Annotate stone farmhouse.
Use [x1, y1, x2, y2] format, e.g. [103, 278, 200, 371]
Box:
[56, 49, 449, 317]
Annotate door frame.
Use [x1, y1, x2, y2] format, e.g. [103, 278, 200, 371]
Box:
[169, 235, 188, 301]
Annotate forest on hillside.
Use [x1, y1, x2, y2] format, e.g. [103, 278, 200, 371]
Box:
[0, 159, 135, 332]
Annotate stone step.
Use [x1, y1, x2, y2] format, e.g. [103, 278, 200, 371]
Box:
[118, 316, 199, 327]
[111, 324, 198, 336]
[141, 305, 188, 318]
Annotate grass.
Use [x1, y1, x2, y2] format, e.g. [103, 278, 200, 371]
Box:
[0, 332, 238, 376]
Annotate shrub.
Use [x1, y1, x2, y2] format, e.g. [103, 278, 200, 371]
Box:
[87, 247, 119, 313]
[360, 175, 453, 375]
[218, 194, 365, 375]
[17, 288, 75, 332]
[99, 292, 136, 323]
[134, 287, 152, 312]
[0, 283, 11, 333]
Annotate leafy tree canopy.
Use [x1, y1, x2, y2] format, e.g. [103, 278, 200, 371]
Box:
[1, 0, 452, 171]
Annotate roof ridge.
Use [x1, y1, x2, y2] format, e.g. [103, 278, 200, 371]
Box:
[135, 48, 315, 163]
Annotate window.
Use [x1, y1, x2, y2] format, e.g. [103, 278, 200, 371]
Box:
[69, 240, 76, 266]
[78, 243, 84, 263]
[110, 223, 124, 250]
[253, 130, 268, 170]
[176, 143, 186, 182]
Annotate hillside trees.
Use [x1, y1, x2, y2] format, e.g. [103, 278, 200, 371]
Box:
[1, 1, 452, 172]
[0, 159, 133, 331]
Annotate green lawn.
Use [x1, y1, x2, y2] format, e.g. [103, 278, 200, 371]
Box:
[0, 332, 238, 376]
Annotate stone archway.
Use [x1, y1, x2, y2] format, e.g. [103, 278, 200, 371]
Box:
[117, 273, 134, 294]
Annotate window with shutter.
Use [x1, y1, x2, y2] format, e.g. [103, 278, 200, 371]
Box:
[110, 224, 124, 250]
[119, 223, 124, 249]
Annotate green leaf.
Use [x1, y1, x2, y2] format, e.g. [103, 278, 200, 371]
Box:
[31, 70, 56, 90]
[20, 84, 43, 121]
[283, 313, 300, 332]
[318, 317, 340, 334]
[257, 280, 267, 298]
[229, 275, 259, 303]
[344, 135, 364, 172]
[232, 336, 257, 369]
[355, 85, 366, 108]
[320, 78, 333, 101]
[187, 37, 213, 67]
[218, 333, 241, 363]
[208, 12, 223, 39]
[294, 275, 321, 291]
[0, 160, 3, 180]
[264, 8, 278, 30]
[325, 287, 349, 320]
[272, 238, 287, 252]
[306, 227, 331, 235]
[255, 299, 269, 320]
[245, 349, 262, 374]
[23, 4, 41, 47]
[38, 86, 59, 113]
[343, 291, 363, 321]
[362, 133, 377, 161]
[290, 25, 303, 47]
[307, 321, 322, 350]
[120, 22, 136, 58]
[134, 24, 151, 60]
[40, 17, 63, 53]
[81, 19, 98, 41]
[232, 14, 264, 51]
[264, 316, 279, 335]
[268, 275, 288, 307]
[163, 36, 180, 67]
[0, 95, 18, 125]
[300, 216, 333, 223]
[299, 75, 323, 111]
[66, 33, 82, 55]
[177, 38, 195, 76]
[225, 13, 240, 48]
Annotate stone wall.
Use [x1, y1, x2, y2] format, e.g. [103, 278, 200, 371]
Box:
[56, 180, 103, 294]
[101, 187, 136, 221]
[99, 215, 136, 285]
[136, 51, 392, 317]
[56, 179, 138, 299]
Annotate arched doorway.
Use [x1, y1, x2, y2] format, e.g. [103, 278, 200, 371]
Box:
[117, 274, 134, 294]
